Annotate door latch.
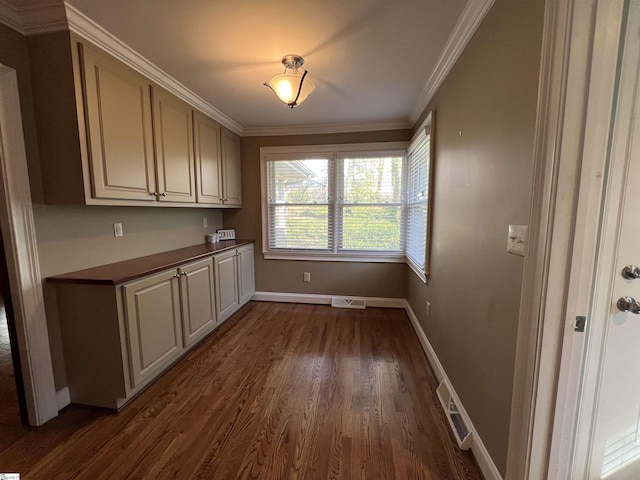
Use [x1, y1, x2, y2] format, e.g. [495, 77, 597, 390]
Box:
[575, 316, 586, 333]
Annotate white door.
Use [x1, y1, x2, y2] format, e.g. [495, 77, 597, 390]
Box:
[576, 3, 640, 478]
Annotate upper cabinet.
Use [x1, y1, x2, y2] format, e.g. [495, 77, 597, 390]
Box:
[220, 129, 242, 207]
[194, 113, 242, 207]
[82, 44, 157, 202]
[152, 87, 196, 203]
[28, 31, 241, 208]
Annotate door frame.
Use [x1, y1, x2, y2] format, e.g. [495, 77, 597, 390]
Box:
[0, 63, 57, 426]
[506, 0, 628, 478]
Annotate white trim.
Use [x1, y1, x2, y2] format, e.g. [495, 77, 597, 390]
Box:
[404, 302, 501, 480]
[260, 142, 409, 156]
[242, 121, 410, 137]
[64, 3, 243, 136]
[505, 0, 625, 478]
[56, 386, 70, 410]
[406, 258, 427, 283]
[566, 1, 638, 477]
[263, 252, 405, 263]
[0, 64, 57, 425]
[0, 0, 67, 35]
[409, 0, 495, 125]
[252, 292, 406, 309]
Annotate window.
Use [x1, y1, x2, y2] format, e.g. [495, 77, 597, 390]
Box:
[262, 143, 407, 261]
[261, 128, 434, 276]
[406, 112, 434, 281]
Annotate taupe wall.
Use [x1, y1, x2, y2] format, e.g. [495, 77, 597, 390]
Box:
[35, 205, 222, 389]
[34, 205, 221, 278]
[408, 0, 544, 474]
[0, 23, 43, 200]
[224, 130, 411, 298]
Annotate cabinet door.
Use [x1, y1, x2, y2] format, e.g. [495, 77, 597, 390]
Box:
[123, 270, 183, 388]
[214, 249, 239, 322]
[179, 258, 217, 347]
[81, 43, 156, 201]
[152, 87, 196, 203]
[194, 111, 223, 204]
[237, 244, 255, 306]
[220, 129, 242, 206]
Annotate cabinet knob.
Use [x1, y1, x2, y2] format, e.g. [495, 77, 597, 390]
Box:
[161, 192, 167, 197]
[173, 273, 180, 278]
[150, 191, 158, 197]
[181, 272, 188, 276]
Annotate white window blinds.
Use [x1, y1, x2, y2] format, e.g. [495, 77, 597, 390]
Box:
[267, 158, 332, 251]
[338, 156, 404, 253]
[405, 129, 430, 274]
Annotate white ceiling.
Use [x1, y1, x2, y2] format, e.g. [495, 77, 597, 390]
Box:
[1, 0, 490, 134]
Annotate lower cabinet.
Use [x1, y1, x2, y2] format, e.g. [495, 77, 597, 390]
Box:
[123, 257, 216, 388]
[54, 248, 252, 409]
[214, 244, 255, 322]
[179, 258, 217, 347]
[123, 268, 183, 389]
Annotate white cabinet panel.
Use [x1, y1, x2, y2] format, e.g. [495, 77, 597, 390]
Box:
[153, 88, 196, 203]
[238, 244, 255, 305]
[194, 112, 223, 204]
[214, 249, 240, 322]
[179, 258, 217, 346]
[123, 270, 183, 388]
[81, 43, 156, 201]
[220, 129, 242, 206]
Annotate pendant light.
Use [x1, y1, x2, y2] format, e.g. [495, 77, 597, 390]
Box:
[264, 54, 315, 108]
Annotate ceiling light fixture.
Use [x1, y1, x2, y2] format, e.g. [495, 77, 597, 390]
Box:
[264, 54, 315, 108]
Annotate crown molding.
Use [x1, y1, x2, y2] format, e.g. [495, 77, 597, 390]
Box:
[64, 3, 244, 136]
[242, 120, 411, 137]
[409, 0, 495, 126]
[0, 0, 67, 35]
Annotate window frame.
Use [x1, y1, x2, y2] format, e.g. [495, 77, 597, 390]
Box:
[261, 142, 409, 263]
[405, 111, 435, 282]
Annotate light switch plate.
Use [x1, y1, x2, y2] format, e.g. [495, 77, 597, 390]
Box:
[113, 222, 123, 237]
[507, 224, 527, 256]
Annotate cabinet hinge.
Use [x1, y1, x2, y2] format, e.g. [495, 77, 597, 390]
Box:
[575, 316, 586, 333]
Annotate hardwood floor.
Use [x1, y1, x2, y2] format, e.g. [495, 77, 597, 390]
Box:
[0, 302, 483, 479]
[0, 297, 29, 454]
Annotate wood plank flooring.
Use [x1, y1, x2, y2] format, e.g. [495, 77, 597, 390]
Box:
[0, 298, 28, 454]
[0, 302, 483, 479]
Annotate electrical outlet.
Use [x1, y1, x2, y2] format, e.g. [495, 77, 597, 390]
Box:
[113, 223, 123, 237]
[303, 272, 311, 282]
[507, 224, 527, 256]
[202, 217, 208, 228]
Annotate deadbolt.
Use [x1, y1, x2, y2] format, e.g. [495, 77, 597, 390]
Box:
[617, 296, 640, 314]
[622, 265, 640, 280]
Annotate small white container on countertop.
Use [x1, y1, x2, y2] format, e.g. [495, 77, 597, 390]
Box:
[205, 233, 221, 243]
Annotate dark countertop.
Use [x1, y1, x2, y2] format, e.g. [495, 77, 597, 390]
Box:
[47, 240, 254, 286]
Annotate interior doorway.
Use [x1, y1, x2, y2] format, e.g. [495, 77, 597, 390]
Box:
[0, 229, 29, 451]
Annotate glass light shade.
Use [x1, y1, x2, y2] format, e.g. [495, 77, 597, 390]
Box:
[266, 72, 315, 107]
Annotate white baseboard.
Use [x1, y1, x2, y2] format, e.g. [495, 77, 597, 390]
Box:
[252, 291, 406, 309]
[56, 386, 70, 411]
[403, 301, 502, 480]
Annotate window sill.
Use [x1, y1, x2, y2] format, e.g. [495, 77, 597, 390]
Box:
[263, 251, 406, 263]
[407, 258, 427, 283]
